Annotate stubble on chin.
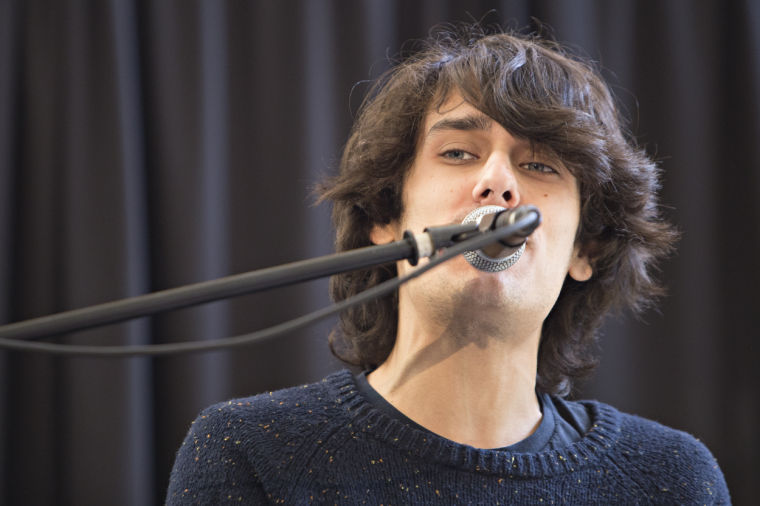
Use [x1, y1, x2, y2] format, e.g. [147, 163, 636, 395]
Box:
[419, 276, 521, 349]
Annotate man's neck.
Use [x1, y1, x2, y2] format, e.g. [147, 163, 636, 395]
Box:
[367, 322, 542, 449]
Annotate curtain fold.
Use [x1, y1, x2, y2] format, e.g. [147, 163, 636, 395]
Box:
[1, 1, 756, 504]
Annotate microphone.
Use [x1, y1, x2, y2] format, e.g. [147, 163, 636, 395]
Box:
[461, 205, 541, 272]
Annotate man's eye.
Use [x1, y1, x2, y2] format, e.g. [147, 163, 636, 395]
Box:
[441, 149, 476, 161]
[521, 161, 557, 174]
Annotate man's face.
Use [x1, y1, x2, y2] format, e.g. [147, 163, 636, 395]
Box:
[372, 93, 592, 337]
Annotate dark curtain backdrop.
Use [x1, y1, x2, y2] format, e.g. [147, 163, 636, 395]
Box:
[0, 1, 757, 504]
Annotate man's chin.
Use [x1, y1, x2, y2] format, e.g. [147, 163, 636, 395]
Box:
[451, 275, 520, 308]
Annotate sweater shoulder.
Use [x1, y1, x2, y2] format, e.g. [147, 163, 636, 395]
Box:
[166, 371, 354, 503]
[614, 408, 720, 464]
[591, 402, 730, 503]
[195, 369, 352, 441]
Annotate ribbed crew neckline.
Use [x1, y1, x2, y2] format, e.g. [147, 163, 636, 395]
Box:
[325, 369, 621, 478]
[353, 371, 561, 453]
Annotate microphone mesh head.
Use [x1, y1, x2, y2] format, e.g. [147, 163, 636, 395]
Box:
[461, 205, 526, 273]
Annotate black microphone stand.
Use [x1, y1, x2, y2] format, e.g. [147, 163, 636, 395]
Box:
[0, 220, 488, 341]
[0, 207, 540, 356]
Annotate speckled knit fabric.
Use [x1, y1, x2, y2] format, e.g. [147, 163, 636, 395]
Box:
[166, 370, 729, 504]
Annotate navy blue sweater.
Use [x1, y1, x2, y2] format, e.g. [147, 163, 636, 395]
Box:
[166, 370, 729, 504]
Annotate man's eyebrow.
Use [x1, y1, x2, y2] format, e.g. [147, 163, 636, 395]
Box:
[426, 114, 493, 137]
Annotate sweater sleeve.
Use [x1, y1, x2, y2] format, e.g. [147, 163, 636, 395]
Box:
[165, 404, 269, 505]
[671, 432, 731, 505]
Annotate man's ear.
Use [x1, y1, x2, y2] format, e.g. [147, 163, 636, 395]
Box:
[370, 222, 398, 245]
[568, 244, 594, 282]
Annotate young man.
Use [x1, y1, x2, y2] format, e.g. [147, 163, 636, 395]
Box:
[167, 26, 729, 504]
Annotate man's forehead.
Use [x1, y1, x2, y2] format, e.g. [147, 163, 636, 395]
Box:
[421, 94, 532, 148]
[423, 95, 493, 134]
[419, 94, 565, 163]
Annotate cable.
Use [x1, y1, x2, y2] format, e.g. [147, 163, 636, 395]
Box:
[0, 212, 538, 357]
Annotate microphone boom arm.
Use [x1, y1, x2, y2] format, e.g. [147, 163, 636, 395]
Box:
[0, 206, 541, 344]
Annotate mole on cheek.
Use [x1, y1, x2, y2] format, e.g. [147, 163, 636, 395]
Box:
[543, 193, 549, 198]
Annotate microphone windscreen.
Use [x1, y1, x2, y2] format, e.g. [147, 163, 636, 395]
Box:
[461, 205, 526, 273]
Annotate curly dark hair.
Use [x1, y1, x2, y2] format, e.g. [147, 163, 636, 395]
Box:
[318, 24, 677, 396]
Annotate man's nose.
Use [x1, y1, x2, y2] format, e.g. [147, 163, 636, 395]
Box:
[471, 155, 520, 207]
